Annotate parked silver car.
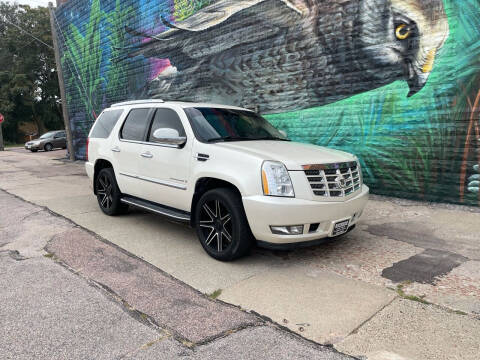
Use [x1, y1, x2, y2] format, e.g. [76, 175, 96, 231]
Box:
[25, 130, 67, 152]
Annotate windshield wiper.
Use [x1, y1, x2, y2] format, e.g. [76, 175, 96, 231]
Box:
[251, 136, 290, 141]
[207, 136, 255, 143]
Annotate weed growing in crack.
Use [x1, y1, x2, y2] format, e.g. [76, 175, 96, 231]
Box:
[207, 289, 222, 299]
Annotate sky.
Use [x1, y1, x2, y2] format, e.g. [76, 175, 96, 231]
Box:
[5, 0, 52, 7]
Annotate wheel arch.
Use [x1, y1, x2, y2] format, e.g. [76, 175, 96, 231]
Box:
[93, 158, 113, 195]
[190, 177, 243, 227]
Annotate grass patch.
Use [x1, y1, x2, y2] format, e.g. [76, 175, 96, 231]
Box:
[207, 289, 222, 299]
[396, 283, 430, 305]
[43, 253, 56, 259]
[4, 143, 23, 148]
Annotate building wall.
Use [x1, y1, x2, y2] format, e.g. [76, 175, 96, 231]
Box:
[54, 0, 480, 206]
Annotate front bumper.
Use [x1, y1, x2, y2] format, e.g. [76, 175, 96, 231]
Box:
[242, 185, 369, 244]
[25, 144, 40, 150]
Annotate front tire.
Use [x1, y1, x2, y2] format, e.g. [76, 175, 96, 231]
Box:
[44, 143, 53, 151]
[95, 168, 128, 216]
[195, 188, 253, 261]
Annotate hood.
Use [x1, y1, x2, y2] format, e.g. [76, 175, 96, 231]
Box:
[215, 141, 356, 170]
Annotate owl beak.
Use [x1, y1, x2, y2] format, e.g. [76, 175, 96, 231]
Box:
[406, 61, 430, 97]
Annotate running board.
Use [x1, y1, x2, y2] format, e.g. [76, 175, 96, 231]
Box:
[120, 196, 190, 223]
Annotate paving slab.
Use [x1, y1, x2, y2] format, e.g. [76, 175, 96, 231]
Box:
[46, 227, 261, 343]
[219, 267, 396, 345]
[366, 220, 480, 261]
[336, 298, 480, 360]
[0, 253, 162, 360]
[65, 204, 286, 294]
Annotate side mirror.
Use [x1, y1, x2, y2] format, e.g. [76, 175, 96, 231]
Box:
[152, 128, 187, 146]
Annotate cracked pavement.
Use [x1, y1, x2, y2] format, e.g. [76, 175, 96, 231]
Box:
[1, 148, 480, 360]
[0, 187, 350, 360]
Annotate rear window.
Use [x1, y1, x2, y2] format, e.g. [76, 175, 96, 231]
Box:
[90, 109, 124, 139]
[121, 108, 151, 141]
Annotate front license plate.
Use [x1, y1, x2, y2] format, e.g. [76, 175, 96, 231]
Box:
[331, 219, 350, 237]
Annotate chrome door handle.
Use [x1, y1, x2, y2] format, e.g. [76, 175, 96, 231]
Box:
[141, 152, 153, 159]
[111, 146, 121, 153]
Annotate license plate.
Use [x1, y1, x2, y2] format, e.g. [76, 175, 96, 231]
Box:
[26, 146, 31, 149]
[331, 219, 350, 237]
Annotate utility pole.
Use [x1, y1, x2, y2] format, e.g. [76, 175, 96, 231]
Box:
[48, 2, 75, 161]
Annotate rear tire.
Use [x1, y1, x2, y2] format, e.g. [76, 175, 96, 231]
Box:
[44, 143, 53, 151]
[95, 168, 128, 216]
[194, 188, 253, 261]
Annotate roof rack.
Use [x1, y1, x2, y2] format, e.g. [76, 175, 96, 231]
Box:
[111, 99, 164, 107]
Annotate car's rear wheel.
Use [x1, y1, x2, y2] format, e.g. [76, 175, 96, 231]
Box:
[44, 143, 53, 151]
[195, 188, 253, 261]
[95, 168, 128, 216]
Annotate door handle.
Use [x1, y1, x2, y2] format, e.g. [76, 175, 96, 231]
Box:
[141, 152, 153, 159]
[111, 146, 121, 153]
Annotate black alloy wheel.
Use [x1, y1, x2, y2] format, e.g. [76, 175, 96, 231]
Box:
[44, 143, 53, 151]
[195, 188, 253, 261]
[97, 173, 113, 210]
[199, 199, 233, 253]
[95, 168, 128, 215]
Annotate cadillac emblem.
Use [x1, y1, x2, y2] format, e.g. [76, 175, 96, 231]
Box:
[335, 174, 347, 189]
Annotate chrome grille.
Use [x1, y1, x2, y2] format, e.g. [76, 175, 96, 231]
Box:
[303, 161, 361, 197]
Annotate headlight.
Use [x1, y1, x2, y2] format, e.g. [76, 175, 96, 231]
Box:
[261, 161, 295, 197]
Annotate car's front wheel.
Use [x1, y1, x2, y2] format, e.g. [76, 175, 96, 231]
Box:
[44, 143, 53, 151]
[95, 168, 128, 216]
[194, 188, 253, 261]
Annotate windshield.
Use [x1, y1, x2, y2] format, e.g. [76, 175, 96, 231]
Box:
[184, 107, 288, 142]
[40, 132, 56, 139]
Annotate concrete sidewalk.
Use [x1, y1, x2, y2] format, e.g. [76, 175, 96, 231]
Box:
[1, 148, 480, 359]
[0, 189, 350, 360]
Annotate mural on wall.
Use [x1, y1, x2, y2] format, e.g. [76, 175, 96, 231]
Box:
[131, 0, 449, 114]
[54, 0, 480, 206]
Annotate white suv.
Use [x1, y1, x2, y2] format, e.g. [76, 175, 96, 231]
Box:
[85, 100, 369, 261]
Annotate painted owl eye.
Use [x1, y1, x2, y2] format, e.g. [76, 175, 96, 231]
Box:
[395, 24, 411, 40]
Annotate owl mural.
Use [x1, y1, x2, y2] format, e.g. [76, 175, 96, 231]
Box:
[129, 0, 450, 113]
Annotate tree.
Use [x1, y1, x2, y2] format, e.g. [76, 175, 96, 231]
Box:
[0, 2, 62, 143]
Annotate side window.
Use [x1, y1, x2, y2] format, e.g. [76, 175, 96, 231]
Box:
[90, 109, 123, 139]
[121, 109, 151, 141]
[148, 108, 185, 142]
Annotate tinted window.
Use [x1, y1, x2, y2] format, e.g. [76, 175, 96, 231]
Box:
[90, 109, 123, 139]
[40, 132, 56, 139]
[121, 109, 151, 141]
[148, 108, 185, 142]
[54, 131, 66, 138]
[184, 107, 287, 142]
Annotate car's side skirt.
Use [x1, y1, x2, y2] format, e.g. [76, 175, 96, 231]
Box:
[120, 195, 191, 223]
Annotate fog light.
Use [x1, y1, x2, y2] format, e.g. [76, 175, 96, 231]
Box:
[270, 225, 304, 235]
